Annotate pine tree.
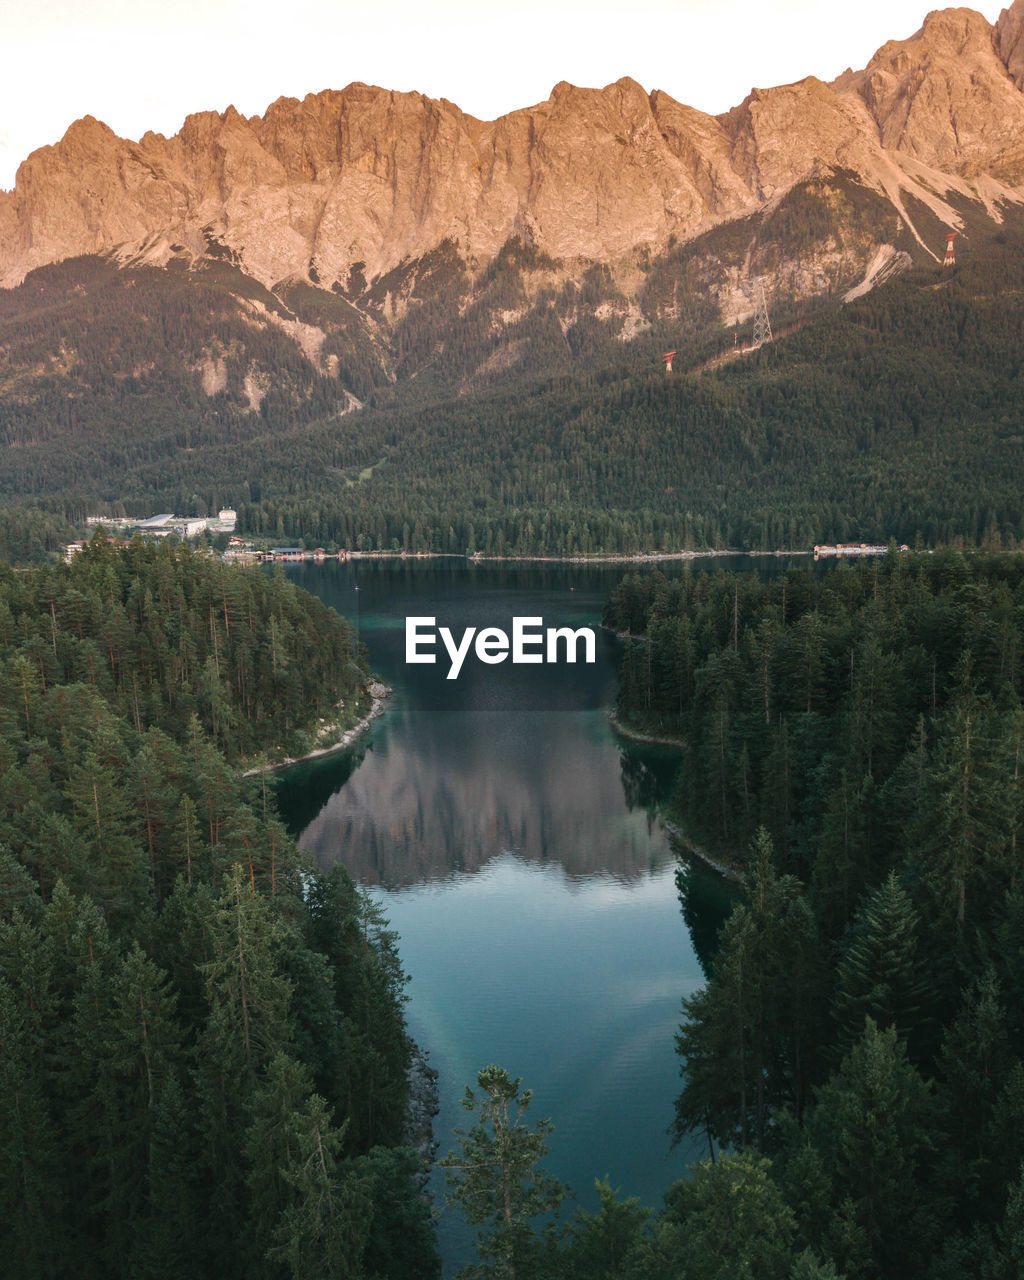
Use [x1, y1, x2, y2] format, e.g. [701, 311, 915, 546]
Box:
[561, 1177, 651, 1280]
[936, 969, 1014, 1221]
[269, 1093, 374, 1280]
[195, 867, 297, 1249]
[998, 1164, 1024, 1279]
[674, 830, 823, 1151]
[131, 1071, 197, 1280]
[0, 977, 67, 1279]
[354, 1145, 441, 1280]
[635, 1153, 798, 1280]
[441, 1065, 566, 1280]
[244, 1051, 319, 1277]
[913, 672, 1012, 940]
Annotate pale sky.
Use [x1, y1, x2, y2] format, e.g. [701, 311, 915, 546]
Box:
[0, 0, 1007, 190]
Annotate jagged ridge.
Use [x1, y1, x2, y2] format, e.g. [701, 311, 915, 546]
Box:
[3, 2, 1024, 294]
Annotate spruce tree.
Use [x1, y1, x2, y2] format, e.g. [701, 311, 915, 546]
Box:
[0, 977, 67, 1279]
[830, 872, 933, 1063]
[633, 1153, 798, 1280]
[674, 829, 823, 1151]
[804, 1019, 940, 1278]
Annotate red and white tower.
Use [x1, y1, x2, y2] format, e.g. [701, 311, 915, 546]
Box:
[943, 232, 958, 267]
[661, 349, 678, 374]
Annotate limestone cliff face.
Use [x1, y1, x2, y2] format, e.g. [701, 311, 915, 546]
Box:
[836, 6, 1024, 178]
[4, 1, 1024, 290]
[996, 0, 1024, 88]
[1, 79, 765, 289]
[720, 76, 888, 202]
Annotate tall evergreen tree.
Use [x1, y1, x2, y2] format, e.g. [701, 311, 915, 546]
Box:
[801, 1020, 940, 1279]
[0, 978, 67, 1279]
[674, 830, 823, 1152]
[441, 1065, 566, 1280]
[629, 1153, 799, 1280]
[830, 872, 933, 1063]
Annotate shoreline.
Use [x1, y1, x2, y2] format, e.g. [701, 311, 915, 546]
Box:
[465, 549, 741, 565]
[608, 714, 685, 749]
[605, 715, 738, 880]
[244, 682, 392, 775]
[661, 818, 742, 883]
[248, 547, 815, 567]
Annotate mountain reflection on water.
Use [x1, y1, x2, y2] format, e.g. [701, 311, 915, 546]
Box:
[285, 703, 678, 886]
[273, 558, 700, 887]
[270, 559, 742, 1268]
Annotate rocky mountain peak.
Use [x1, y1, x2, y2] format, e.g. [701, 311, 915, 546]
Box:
[995, 0, 1024, 88]
[2, 8, 1024, 292]
[832, 4, 1024, 176]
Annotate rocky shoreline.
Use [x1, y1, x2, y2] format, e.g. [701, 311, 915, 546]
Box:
[660, 818, 742, 882]
[405, 1047, 440, 1186]
[608, 713, 685, 749]
[244, 680, 392, 775]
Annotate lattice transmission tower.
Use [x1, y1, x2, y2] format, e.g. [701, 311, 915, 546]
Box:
[750, 277, 773, 350]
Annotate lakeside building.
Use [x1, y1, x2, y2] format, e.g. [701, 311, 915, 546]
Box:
[135, 514, 176, 533]
[65, 510, 242, 563]
[85, 508, 238, 538]
[813, 543, 909, 559]
[223, 538, 259, 563]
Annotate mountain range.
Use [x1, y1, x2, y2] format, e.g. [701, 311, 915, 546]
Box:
[5, 5, 1024, 294]
[2, 4, 1024, 557]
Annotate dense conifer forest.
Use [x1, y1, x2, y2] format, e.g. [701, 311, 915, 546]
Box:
[4, 171, 1024, 1276]
[0, 541, 438, 1279]
[2, 191, 1024, 558]
[593, 552, 1024, 1278]
[0, 533, 370, 759]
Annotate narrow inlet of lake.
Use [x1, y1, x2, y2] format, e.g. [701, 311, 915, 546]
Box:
[272, 559, 739, 1271]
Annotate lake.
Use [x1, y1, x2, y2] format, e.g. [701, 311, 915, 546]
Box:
[272, 557, 749, 1270]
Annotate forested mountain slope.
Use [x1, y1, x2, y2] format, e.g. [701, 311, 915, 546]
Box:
[4, 5, 1024, 554]
[4, 208, 1022, 556]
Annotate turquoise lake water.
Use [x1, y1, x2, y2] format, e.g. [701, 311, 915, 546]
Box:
[272, 558, 751, 1270]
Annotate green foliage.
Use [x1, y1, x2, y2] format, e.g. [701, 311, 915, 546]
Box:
[674, 829, 825, 1152]
[609, 553, 1024, 1278]
[795, 1020, 941, 1279]
[0, 545, 434, 1279]
[355, 1145, 442, 1280]
[608, 554, 1024, 891]
[654, 1152, 798, 1280]
[0, 505, 77, 564]
[830, 872, 933, 1062]
[5, 208, 1024, 556]
[441, 1065, 566, 1280]
[268, 1092, 374, 1280]
[561, 1177, 651, 1280]
[0, 536, 367, 761]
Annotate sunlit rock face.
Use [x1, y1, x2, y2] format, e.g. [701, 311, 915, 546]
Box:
[4, 3, 1024, 292]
